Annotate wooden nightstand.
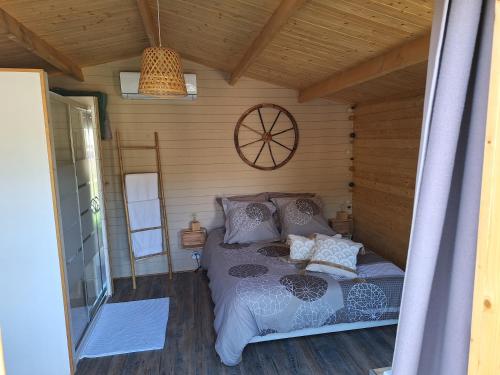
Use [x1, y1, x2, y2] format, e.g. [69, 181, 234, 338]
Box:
[181, 228, 207, 249]
[329, 218, 353, 239]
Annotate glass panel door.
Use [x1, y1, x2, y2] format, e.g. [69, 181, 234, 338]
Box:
[50, 99, 89, 347]
[84, 109, 109, 295]
[70, 107, 106, 318]
[51, 96, 109, 350]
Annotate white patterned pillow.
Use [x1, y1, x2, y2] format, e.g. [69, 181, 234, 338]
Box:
[306, 237, 363, 278]
[314, 233, 342, 240]
[287, 234, 316, 261]
[314, 233, 366, 254]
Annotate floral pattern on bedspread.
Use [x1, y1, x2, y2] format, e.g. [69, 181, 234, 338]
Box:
[201, 228, 404, 366]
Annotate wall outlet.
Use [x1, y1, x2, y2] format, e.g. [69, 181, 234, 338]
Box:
[192, 251, 201, 270]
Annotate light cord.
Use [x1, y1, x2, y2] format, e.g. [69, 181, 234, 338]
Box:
[157, 0, 161, 47]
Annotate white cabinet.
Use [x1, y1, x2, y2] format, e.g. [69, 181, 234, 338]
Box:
[0, 70, 110, 375]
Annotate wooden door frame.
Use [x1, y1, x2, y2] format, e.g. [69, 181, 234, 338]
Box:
[468, 1, 500, 373]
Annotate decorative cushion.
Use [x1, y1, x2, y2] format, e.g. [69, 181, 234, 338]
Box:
[271, 197, 335, 240]
[306, 236, 363, 278]
[314, 233, 341, 240]
[222, 199, 280, 244]
[315, 233, 366, 254]
[287, 234, 316, 261]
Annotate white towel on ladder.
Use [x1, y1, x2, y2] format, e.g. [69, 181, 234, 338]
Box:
[131, 229, 163, 258]
[125, 173, 164, 258]
[128, 200, 161, 230]
[125, 173, 158, 202]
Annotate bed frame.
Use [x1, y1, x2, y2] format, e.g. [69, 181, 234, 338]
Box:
[249, 319, 398, 343]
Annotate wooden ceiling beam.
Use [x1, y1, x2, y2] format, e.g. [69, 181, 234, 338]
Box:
[136, 0, 159, 47]
[0, 8, 83, 81]
[228, 0, 307, 86]
[298, 32, 431, 103]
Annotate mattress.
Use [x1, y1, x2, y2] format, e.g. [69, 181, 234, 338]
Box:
[201, 228, 405, 366]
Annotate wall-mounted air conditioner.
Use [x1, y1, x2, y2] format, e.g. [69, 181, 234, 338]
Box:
[119, 72, 197, 100]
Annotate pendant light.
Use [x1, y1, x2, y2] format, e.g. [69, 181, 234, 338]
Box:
[138, 0, 187, 97]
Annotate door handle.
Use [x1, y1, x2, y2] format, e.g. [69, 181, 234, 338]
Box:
[91, 197, 100, 213]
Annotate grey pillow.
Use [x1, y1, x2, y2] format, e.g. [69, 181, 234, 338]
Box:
[216, 192, 268, 207]
[271, 197, 335, 240]
[267, 192, 316, 230]
[222, 199, 280, 244]
[267, 192, 315, 199]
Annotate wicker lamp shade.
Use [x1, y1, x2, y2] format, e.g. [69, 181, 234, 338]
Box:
[138, 47, 187, 97]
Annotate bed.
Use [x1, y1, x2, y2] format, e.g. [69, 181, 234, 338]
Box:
[201, 227, 405, 366]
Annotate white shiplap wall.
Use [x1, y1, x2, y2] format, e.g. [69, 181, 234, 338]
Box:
[49, 57, 353, 277]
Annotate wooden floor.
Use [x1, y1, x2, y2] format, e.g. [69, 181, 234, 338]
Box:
[76, 272, 396, 375]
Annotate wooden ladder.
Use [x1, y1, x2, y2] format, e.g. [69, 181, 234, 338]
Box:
[116, 131, 173, 288]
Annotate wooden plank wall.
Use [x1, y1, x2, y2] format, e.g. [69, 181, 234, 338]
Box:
[49, 57, 353, 277]
[353, 95, 424, 268]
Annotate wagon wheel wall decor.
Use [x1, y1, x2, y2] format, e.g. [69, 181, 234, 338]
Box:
[234, 104, 299, 170]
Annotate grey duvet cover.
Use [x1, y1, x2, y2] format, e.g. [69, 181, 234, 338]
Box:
[201, 228, 405, 366]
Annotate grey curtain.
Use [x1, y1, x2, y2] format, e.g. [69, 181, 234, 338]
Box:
[392, 1, 494, 374]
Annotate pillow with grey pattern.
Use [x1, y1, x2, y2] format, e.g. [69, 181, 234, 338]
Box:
[216, 192, 268, 208]
[271, 197, 335, 240]
[222, 199, 280, 244]
[267, 192, 315, 199]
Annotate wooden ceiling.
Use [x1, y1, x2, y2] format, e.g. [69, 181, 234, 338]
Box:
[0, 0, 433, 104]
